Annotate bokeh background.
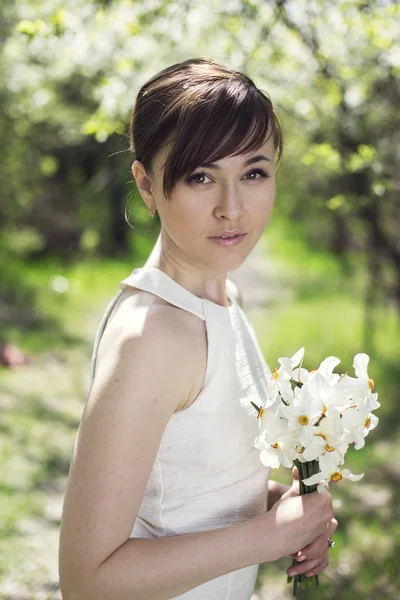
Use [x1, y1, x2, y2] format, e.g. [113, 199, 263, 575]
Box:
[1, 1, 399, 598]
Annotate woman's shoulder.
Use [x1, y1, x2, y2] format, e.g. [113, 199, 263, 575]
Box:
[107, 286, 206, 344]
[93, 287, 207, 409]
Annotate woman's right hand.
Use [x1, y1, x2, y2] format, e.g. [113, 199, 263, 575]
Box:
[254, 486, 334, 563]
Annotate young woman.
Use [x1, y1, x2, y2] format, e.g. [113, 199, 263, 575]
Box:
[59, 58, 337, 600]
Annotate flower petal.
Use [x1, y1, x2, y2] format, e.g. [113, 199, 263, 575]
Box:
[341, 468, 364, 481]
[302, 472, 326, 486]
[290, 347, 305, 368]
[317, 481, 330, 494]
[260, 448, 280, 469]
[318, 356, 341, 379]
[353, 353, 370, 379]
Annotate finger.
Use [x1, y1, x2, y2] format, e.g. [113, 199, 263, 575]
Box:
[287, 557, 323, 577]
[292, 466, 299, 480]
[327, 517, 338, 537]
[304, 558, 329, 578]
[292, 518, 338, 562]
[282, 480, 300, 501]
[295, 532, 332, 561]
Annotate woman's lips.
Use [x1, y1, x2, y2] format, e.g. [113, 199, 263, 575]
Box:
[208, 233, 247, 246]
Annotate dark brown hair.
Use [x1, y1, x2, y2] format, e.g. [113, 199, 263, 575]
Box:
[129, 57, 284, 200]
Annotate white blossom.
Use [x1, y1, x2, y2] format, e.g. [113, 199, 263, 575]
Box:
[255, 410, 297, 468]
[250, 349, 378, 492]
[268, 347, 304, 404]
[302, 407, 348, 463]
[280, 384, 324, 447]
[302, 454, 364, 492]
[340, 396, 379, 450]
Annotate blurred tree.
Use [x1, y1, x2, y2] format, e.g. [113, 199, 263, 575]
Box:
[271, 0, 400, 354]
[0, 0, 399, 345]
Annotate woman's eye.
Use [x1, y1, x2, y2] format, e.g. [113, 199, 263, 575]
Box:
[186, 168, 270, 185]
[245, 169, 270, 180]
[186, 172, 210, 184]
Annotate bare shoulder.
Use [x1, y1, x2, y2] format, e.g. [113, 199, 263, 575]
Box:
[93, 287, 207, 412]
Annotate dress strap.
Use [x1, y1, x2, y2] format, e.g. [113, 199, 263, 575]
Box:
[120, 266, 207, 321]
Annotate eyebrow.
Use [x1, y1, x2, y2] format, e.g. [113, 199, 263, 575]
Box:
[199, 154, 271, 170]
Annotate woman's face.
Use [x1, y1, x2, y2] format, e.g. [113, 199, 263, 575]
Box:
[133, 134, 276, 276]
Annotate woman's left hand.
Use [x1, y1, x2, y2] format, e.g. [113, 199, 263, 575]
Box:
[284, 466, 338, 579]
[287, 517, 338, 579]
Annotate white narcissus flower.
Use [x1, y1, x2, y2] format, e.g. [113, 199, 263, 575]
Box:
[340, 396, 379, 450]
[302, 407, 348, 464]
[302, 454, 364, 492]
[290, 355, 343, 391]
[256, 433, 295, 469]
[268, 347, 304, 405]
[257, 408, 286, 440]
[255, 410, 296, 469]
[306, 371, 351, 410]
[280, 384, 324, 447]
[354, 353, 376, 392]
[364, 389, 380, 412]
[336, 353, 376, 406]
[252, 348, 378, 495]
[316, 356, 342, 384]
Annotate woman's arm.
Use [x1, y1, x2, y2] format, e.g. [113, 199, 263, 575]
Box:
[80, 518, 264, 600]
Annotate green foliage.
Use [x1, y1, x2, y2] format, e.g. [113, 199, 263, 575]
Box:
[1, 0, 398, 320]
[302, 143, 342, 173]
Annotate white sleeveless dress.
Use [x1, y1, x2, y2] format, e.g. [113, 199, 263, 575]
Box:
[88, 266, 273, 600]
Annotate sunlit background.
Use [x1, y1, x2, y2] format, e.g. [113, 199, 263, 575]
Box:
[1, 1, 399, 598]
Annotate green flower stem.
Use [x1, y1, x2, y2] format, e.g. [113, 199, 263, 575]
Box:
[289, 460, 321, 597]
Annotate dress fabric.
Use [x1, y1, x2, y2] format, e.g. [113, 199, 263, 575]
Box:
[87, 266, 273, 600]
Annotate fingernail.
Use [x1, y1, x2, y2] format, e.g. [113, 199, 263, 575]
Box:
[297, 555, 306, 562]
[307, 572, 315, 578]
[288, 570, 297, 576]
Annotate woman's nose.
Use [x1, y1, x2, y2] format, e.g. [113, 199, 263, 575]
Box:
[214, 186, 244, 220]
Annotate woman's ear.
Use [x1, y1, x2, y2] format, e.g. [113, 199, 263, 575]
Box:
[131, 160, 154, 202]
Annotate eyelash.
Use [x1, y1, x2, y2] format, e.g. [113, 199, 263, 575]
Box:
[185, 168, 270, 184]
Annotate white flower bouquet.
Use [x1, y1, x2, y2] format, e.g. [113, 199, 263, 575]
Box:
[250, 348, 379, 597]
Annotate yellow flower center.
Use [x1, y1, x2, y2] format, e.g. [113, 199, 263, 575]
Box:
[325, 444, 335, 452]
[298, 415, 309, 425]
[315, 433, 327, 440]
[364, 417, 371, 429]
[330, 472, 343, 482]
[272, 368, 279, 380]
[368, 378, 375, 391]
[257, 407, 264, 419]
[298, 446, 305, 454]
[322, 405, 327, 414]
[272, 442, 279, 449]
